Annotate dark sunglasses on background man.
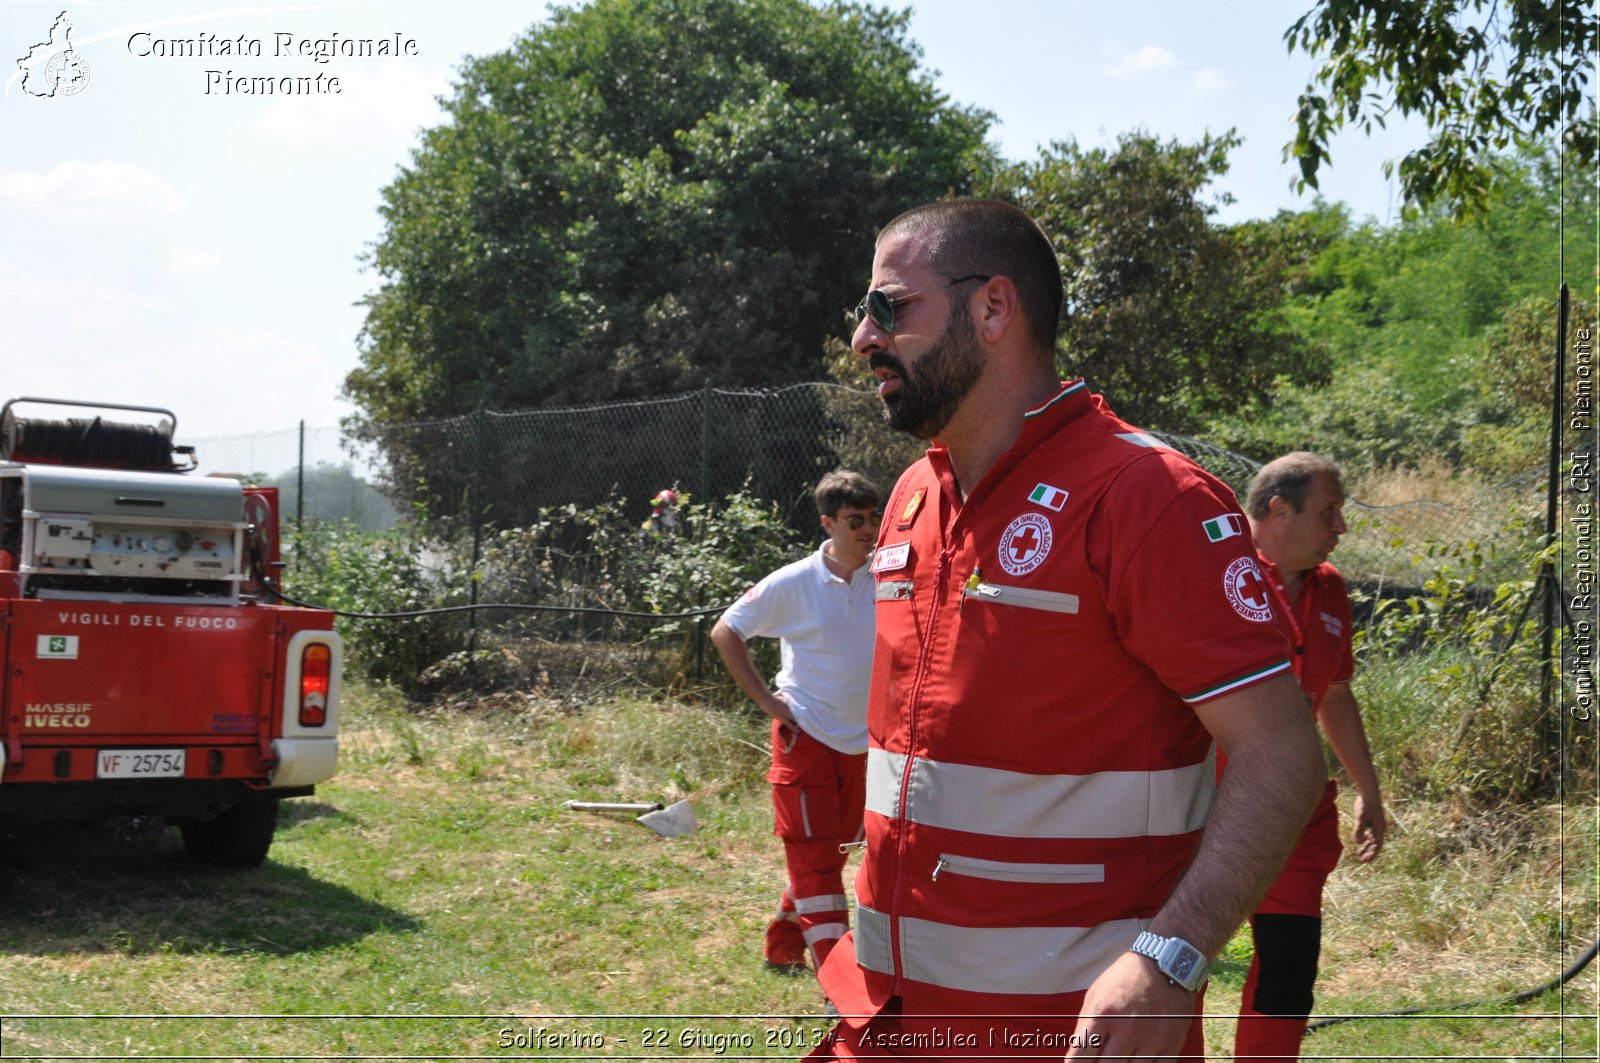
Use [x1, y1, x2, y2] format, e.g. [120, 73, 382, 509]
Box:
[853, 274, 990, 333]
[841, 511, 883, 530]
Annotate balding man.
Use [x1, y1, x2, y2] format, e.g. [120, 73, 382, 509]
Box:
[1232, 452, 1385, 1061]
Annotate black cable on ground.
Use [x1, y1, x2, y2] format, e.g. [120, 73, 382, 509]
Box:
[1305, 936, 1600, 1034]
[264, 580, 725, 622]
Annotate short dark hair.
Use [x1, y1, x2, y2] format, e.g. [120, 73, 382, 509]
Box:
[878, 199, 1063, 353]
[815, 468, 880, 518]
[1245, 451, 1342, 520]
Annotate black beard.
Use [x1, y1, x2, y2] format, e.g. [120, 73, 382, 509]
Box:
[874, 300, 985, 439]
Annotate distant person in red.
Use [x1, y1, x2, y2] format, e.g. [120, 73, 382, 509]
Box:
[1234, 452, 1386, 1061]
[641, 488, 681, 536]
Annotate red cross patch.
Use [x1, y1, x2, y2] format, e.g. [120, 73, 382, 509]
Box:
[1223, 556, 1274, 623]
[998, 513, 1053, 577]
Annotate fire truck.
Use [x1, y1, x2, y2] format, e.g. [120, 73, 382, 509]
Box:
[0, 398, 342, 867]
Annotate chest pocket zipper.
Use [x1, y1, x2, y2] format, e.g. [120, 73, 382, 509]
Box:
[931, 854, 1105, 883]
[962, 581, 1079, 614]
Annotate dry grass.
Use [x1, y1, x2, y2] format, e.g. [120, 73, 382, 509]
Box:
[1203, 791, 1597, 1058]
[1346, 456, 1488, 509]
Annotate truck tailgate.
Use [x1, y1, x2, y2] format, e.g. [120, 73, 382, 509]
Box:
[4, 600, 276, 741]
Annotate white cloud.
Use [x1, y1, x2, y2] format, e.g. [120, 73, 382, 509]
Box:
[1192, 68, 1230, 92]
[0, 262, 162, 322]
[0, 161, 183, 217]
[169, 247, 222, 275]
[0, 300, 346, 437]
[253, 60, 453, 148]
[1106, 45, 1178, 77]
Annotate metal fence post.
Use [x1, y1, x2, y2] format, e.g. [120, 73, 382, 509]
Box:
[296, 419, 305, 532]
[699, 382, 712, 504]
[469, 403, 487, 655]
[1539, 283, 1570, 787]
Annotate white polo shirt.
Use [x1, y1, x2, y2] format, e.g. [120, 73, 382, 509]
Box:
[719, 543, 874, 754]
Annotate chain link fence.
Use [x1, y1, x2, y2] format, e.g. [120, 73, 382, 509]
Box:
[188, 383, 1592, 792]
[189, 384, 1552, 592]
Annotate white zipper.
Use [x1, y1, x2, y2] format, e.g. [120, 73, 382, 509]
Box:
[961, 581, 1079, 614]
[931, 854, 1104, 884]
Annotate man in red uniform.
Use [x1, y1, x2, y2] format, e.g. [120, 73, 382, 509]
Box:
[1233, 452, 1386, 1060]
[813, 198, 1326, 1060]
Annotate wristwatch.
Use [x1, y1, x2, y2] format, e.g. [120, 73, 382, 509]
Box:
[1129, 931, 1210, 991]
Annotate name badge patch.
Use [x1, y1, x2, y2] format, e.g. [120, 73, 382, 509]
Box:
[871, 541, 911, 573]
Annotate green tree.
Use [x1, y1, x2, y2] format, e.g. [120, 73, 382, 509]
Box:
[345, 0, 995, 433]
[1010, 132, 1334, 433]
[1285, 0, 1597, 216]
[1209, 145, 1589, 471]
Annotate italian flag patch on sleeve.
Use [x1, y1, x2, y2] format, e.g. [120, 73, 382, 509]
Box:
[1202, 514, 1243, 542]
[1029, 483, 1069, 511]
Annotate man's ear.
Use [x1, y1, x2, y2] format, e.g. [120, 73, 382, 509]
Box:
[974, 275, 1019, 343]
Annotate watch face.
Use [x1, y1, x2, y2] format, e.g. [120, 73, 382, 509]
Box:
[1168, 949, 1199, 981]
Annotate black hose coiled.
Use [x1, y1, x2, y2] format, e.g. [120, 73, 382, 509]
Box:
[3, 415, 174, 470]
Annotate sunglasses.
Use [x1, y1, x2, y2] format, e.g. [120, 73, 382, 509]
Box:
[839, 510, 883, 530]
[854, 274, 991, 333]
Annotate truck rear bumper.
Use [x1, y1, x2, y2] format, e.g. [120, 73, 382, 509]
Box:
[270, 736, 338, 788]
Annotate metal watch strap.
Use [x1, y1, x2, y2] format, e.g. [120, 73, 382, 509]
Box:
[1129, 930, 1209, 991]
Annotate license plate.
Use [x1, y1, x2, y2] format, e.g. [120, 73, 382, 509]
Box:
[96, 749, 186, 779]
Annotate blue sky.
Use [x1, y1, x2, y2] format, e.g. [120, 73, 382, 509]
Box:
[2, 1, 1429, 441]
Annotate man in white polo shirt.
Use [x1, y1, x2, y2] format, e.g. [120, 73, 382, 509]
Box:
[712, 469, 881, 981]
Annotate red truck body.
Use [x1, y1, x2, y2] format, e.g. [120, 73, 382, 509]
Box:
[0, 399, 342, 866]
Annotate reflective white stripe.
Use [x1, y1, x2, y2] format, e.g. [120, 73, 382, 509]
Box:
[793, 893, 849, 914]
[803, 922, 847, 946]
[933, 855, 1104, 884]
[1116, 431, 1166, 449]
[799, 789, 813, 838]
[963, 581, 1079, 614]
[855, 904, 1144, 995]
[866, 747, 1214, 839]
[876, 580, 913, 601]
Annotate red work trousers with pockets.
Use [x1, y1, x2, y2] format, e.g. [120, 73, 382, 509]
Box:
[1235, 779, 1343, 1061]
[764, 719, 866, 973]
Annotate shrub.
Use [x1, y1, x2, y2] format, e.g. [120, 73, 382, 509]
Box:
[281, 518, 470, 696]
[287, 490, 811, 702]
[1353, 522, 1588, 802]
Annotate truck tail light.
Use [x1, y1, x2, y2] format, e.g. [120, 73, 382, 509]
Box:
[299, 643, 331, 727]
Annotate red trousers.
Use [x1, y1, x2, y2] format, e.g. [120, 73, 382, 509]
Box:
[1235, 779, 1342, 1061]
[764, 720, 866, 973]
